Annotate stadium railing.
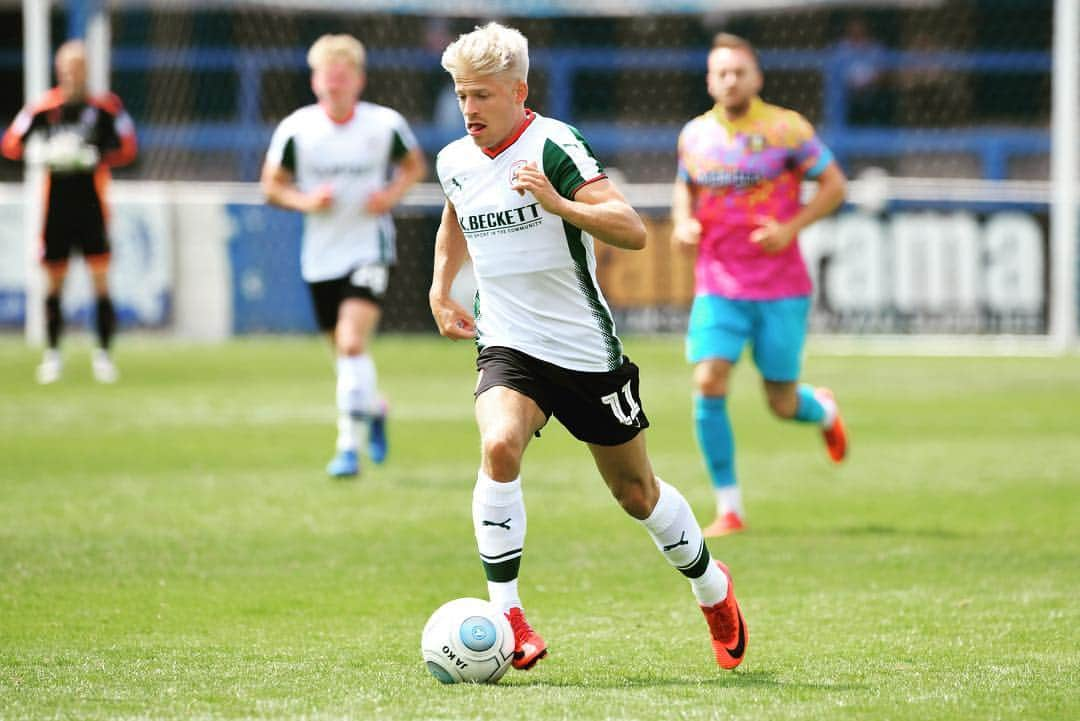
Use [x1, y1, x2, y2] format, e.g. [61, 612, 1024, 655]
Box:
[0, 46, 1050, 181]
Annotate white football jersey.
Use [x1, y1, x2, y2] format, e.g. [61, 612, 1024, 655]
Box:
[437, 110, 623, 372]
[265, 101, 418, 282]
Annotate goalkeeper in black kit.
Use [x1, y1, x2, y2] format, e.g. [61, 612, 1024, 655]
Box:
[2, 39, 137, 384]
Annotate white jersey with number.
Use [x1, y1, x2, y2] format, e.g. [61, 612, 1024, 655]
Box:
[436, 110, 623, 372]
[265, 101, 418, 282]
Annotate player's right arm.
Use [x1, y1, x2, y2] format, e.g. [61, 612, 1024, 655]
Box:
[429, 200, 476, 340]
[1, 105, 38, 161]
[260, 161, 333, 214]
[260, 117, 332, 213]
[670, 179, 702, 251]
[670, 124, 702, 251]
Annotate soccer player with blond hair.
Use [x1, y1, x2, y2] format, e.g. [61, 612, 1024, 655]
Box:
[672, 33, 849, 537]
[431, 22, 748, 673]
[262, 34, 426, 478]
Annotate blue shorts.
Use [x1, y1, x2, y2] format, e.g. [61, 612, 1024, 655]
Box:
[685, 294, 811, 382]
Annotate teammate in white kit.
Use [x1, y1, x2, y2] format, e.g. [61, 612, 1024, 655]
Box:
[429, 22, 748, 673]
[262, 34, 425, 478]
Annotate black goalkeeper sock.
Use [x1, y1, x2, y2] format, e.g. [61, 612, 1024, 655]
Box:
[45, 293, 62, 349]
[95, 295, 116, 351]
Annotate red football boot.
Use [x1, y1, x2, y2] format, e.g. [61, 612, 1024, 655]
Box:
[699, 561, 748, 670]
[702, 511, 746, 538]
[505, 607, 548, 670]
[817, 388, 848, 463]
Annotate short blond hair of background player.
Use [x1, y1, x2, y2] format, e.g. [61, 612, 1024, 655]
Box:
[440, 22, 529, 83]
[307, 34, 366, 72]
[711, 32, 761, 69]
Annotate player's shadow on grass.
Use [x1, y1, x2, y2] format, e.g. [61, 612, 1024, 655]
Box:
[832, 524, 967, 539]
[766, 524, 968, 540]
[506, 670, 866, 691]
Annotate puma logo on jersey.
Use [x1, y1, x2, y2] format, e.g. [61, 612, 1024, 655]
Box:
[444, 176, 466, 197]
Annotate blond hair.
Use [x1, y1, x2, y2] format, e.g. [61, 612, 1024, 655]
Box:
[307, 34, 366, 72]
[440, 22, 529, 82]
[711, 32, 760, 69]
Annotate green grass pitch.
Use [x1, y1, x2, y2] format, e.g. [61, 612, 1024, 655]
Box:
[1, 335, 1077, 720]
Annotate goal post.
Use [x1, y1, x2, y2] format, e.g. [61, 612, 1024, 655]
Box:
[19, 0, 49, 347]
[1049, 0, 1079, 352]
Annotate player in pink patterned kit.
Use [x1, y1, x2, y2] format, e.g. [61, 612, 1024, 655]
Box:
[672, 33, 849, 537]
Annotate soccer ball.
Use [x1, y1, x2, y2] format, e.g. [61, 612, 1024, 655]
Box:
[421, 597, 515, 684]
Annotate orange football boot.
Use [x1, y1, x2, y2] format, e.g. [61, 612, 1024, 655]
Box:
[702, 511, 745, 537]
[699, 561, 747, 670]
[817, 388, 848, 463]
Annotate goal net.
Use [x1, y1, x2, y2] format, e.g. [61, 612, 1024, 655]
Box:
[0, 1, 1073, 348]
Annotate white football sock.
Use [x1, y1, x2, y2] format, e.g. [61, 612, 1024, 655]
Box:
[642, 478, 729, 606]
[473, 471, 526, 614]
[336, 354, 379, 418]
[815, 389, 838, 429]
[690, 561, 729, 607]
[715, 486, 745, 518]
[487, 578, 521, 616]
[336, 412, 359, 452]
[335, 354, 378, 452]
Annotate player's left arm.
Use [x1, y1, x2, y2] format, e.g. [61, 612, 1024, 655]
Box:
[751, 116, 847, 255]
[366, 114, 427, 214]
[511, 163, 646, 250]
[98, 93, 138, 168]
[365, 147, 427, 214]
[781, 161, 847, 234]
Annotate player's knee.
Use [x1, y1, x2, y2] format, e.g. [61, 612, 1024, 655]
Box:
[693, 362, 730, 397]
[336, 336, 366, 357]
[481, 433, 525, 479]
[610, 474, 658, 520]
[767, 393, 797, 419]
[694, 371, 727, 397]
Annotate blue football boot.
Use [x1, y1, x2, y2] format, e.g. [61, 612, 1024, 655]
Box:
[368, 402, 388, 465]
[326, 449, 360, 478]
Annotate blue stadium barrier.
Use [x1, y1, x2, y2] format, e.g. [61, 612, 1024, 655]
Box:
[226, 203, 319, 333]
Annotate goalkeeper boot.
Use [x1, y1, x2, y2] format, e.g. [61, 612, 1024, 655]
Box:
[506, 607, 548, 670]
[36, 350, 62, 385]
[699, 561, 748, 670]
[326, 449, 359, 478]
[91, 349, 119, 384]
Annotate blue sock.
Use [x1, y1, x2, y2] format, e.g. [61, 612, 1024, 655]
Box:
[694, 395, 735, 489]
[793, 383, 825, 424]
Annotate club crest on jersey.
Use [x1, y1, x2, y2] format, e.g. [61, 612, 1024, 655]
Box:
[509, 159, 528, 188]
[746, 134, 767, 153]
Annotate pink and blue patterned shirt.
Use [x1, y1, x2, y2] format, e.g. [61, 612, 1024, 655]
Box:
[677, 97, 834, 300]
